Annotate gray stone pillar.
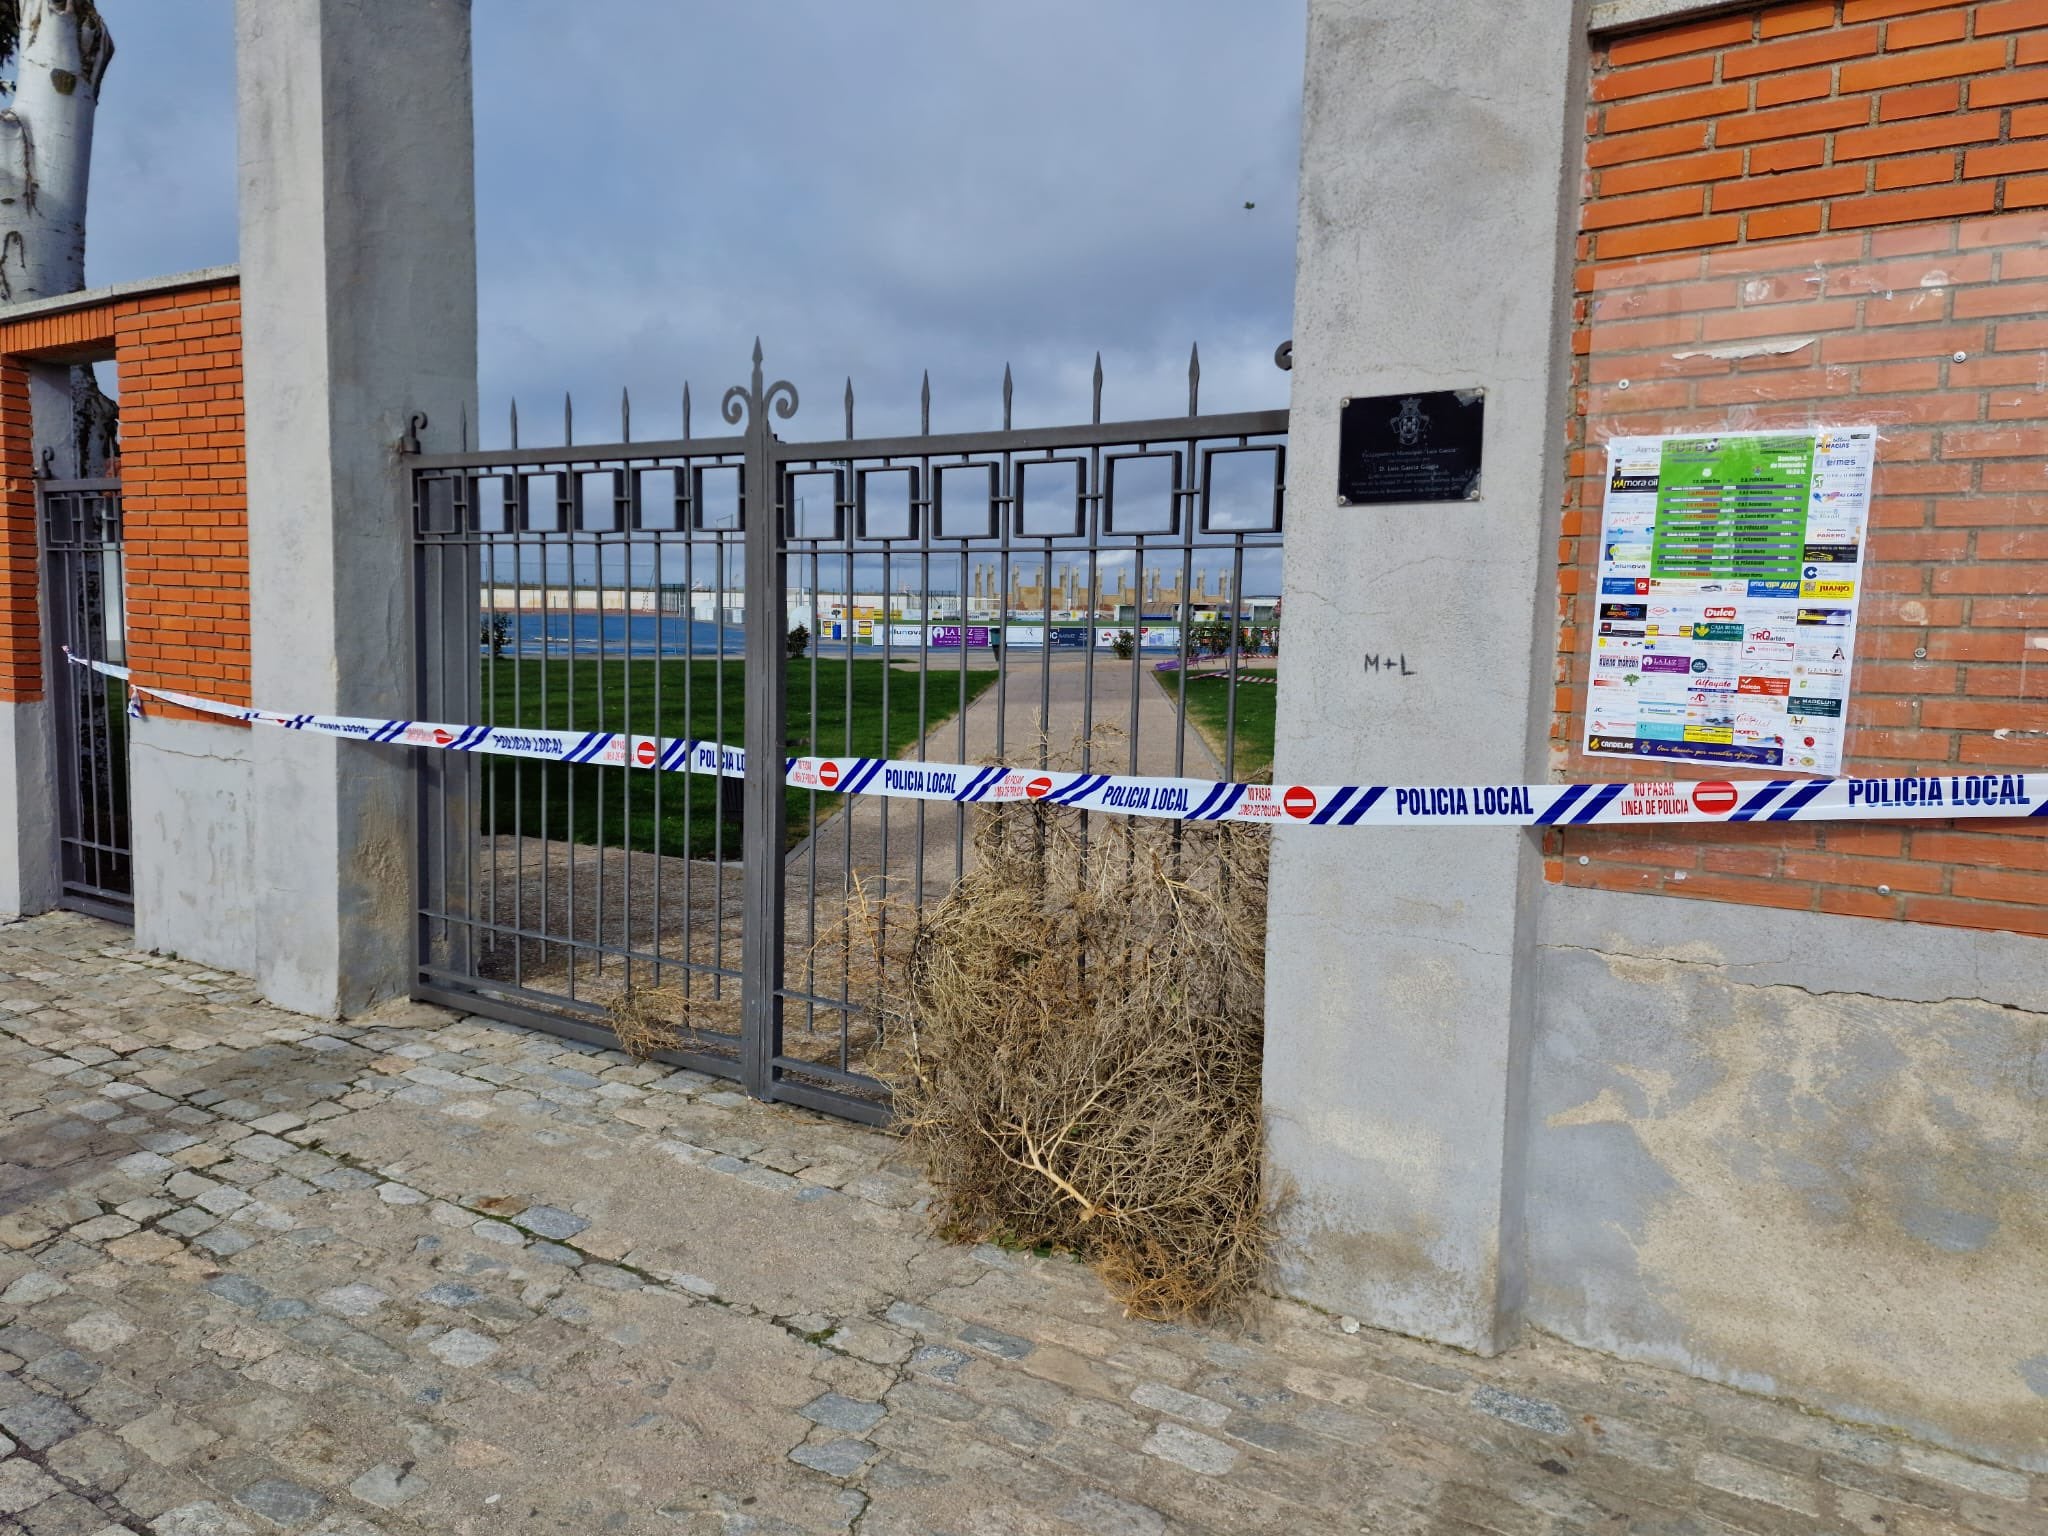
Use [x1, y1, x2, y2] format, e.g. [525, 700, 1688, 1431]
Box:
[237, 0, 477, 1016]
[1263, 0, 1588, 1352]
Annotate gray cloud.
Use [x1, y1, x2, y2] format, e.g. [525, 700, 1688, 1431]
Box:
[85, 2, 1303, 442]
[83, 2, 237, 290]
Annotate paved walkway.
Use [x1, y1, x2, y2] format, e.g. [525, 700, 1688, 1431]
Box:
[0, 911, 2039, 1536]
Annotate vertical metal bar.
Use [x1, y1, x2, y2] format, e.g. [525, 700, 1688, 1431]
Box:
[615, 404, 635, 996]
[737, 345, 791, 1101]
[533, 472, 552, 977]
[712, 515, 728, 1000]
[76, 510, 103, 893]
[615, 465, 632, 989]
[1225, 539, 1247, 777]
[680, 472, 698, 1012]
[1176, 355, 1201, 780]
[481, 477, 498, 964]
[911, 386, 932, 918]
[84, 506, 114, 892]
[434, 489, 452, 978]
[513, 469, 529, 989]
[649, 465, 667, 986]
[803, 537, 821, 1035]
[593, 467, 610, 991]
[559, 467, 578, 1000]
[838, 500, 855, 1048]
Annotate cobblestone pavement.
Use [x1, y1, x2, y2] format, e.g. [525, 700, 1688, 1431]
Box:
[0, 911, 2041, 1536]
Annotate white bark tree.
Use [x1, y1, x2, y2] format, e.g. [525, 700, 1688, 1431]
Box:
[0, 0, 114, 473]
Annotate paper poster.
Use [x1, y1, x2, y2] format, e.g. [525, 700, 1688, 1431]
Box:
[1584, 428, 1876, 774]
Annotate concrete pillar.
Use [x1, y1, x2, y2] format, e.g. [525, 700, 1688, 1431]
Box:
[1263, 0, 1588, 1351]
[236, 0, 477, 1016]
[0, 702, 57, 916]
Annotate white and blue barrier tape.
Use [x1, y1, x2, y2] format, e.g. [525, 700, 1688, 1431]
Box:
[67, 651, 2048, 828]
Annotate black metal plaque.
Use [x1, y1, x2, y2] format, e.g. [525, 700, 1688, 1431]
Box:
[1337, 388, 1484, 505]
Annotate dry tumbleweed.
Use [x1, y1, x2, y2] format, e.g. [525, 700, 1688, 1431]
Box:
[857, 797, 1270, 1319]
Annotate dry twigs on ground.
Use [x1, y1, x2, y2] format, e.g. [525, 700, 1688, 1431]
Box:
[603, 980, 741, 1063]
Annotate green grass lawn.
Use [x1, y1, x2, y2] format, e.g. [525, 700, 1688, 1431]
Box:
[478, 657, 997, 859]
[1157, 666, 1278, 780]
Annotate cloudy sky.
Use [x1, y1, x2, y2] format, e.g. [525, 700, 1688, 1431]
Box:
[86, 3, 1304, 446]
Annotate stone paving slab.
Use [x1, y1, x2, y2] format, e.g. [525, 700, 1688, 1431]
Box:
[0, 910, 2041, 1535]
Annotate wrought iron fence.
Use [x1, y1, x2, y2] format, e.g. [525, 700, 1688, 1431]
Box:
[410, 345, 1285, 1123]
[40, 476, 132, 920]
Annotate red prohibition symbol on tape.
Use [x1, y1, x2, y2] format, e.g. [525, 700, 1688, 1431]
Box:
[432, 728, 453, 746]
[1283, 785, 1318, 819]
[1692, 781, 1738, 815]
[819, 761, 841, 789]
[1026, 775, 1053, 800]
[636, 740, 657, 766]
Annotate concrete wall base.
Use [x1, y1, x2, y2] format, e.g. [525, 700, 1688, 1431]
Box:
[130, 715, 255, 974]
[1529, 885, 2048, 1473]
[0, 698, 57, 918]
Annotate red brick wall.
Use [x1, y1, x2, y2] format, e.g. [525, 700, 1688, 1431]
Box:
[1555, 0, 2048, 939]
[114, 283, 249, 714]
[0, 278, 247, 716]
[0, 358, 37, 700]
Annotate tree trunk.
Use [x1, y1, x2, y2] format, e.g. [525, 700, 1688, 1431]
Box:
[0, 0, 113, 302]
[0, 2, 114, 475]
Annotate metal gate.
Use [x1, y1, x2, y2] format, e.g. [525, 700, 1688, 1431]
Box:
[409, 345, 1285, 1123]
[40, 475, 133, 921]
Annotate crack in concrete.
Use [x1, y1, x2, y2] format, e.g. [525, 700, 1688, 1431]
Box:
[1537, 940, 2046, 1016]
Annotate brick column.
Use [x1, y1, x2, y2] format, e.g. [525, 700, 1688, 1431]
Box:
[117, 280, 256, 970]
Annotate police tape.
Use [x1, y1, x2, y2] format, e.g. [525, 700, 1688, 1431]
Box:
[65, 650, 2048, 829]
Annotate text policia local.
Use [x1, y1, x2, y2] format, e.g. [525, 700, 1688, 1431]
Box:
[1393, 787, 1538, 818]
